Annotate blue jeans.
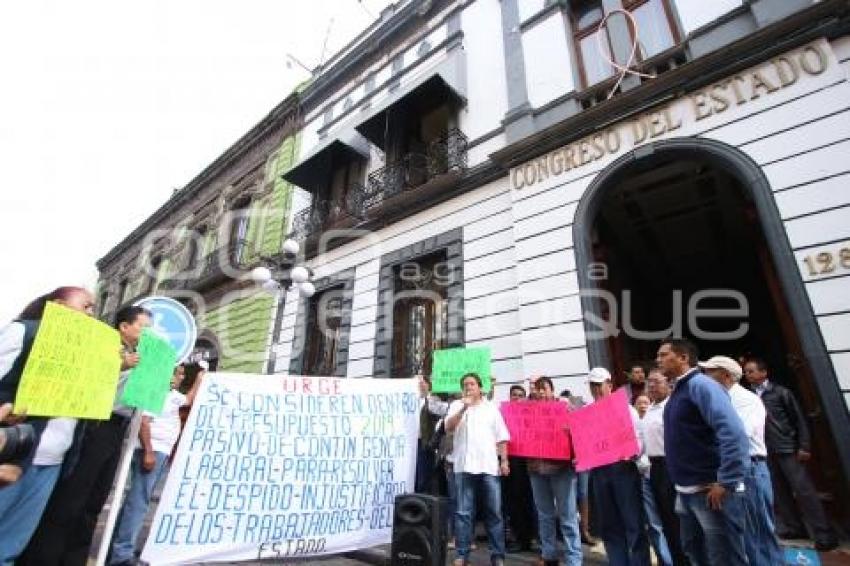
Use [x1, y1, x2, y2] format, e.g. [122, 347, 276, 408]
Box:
[743, 459, 782, 566]
[577, 470, 589, 502]
[529, 467, 582, 565]
[642, 475, 673, 566]
[454, 472, 505, 562]
[0, 464, 61, 565]
[110, 450, 169, 564]
[591, 462, 650, 566]
[675, 489, 748, 566]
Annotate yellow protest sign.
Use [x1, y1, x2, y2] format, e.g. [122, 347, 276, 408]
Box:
[15, 301, 122, 419]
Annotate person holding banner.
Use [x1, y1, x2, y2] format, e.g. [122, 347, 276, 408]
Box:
[416, 375, 448, 494]
[0, 287, 95, 563]
[21, 304, 152, 566]
[445, 373, 510, 566]
[586, 367, 650, 566]
[503, 384, 535, 553]
[527, 377, 582, 566]
[109, 364, 202, 566]
[657, 338, 750, 566]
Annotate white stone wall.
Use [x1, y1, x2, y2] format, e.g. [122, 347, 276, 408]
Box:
[521, 9, 576, 108]
[673, 0, 743, 35]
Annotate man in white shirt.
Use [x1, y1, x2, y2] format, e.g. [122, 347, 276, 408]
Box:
[109, 364, 203, 566]
[701, 355, 782, 566]
[445, 373, 510, 566]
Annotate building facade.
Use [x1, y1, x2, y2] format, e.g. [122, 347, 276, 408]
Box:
[270, 0, 850, 525]
[95, 0, 850, 527]
[96, 95, 301, 374]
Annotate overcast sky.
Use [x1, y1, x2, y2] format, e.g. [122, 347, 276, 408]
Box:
[0, 0, 392, 324]
[0, 1, 727, 325]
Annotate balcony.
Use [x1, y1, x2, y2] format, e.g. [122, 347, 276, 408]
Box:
[289, 128, 468, 247]
[158, 239, 254, 293]
[289, 187, 367, 242]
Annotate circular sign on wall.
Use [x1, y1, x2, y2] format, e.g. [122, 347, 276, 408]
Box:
[133, 296, 198, 364]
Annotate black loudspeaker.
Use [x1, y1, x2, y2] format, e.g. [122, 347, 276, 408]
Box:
[390, 493, 447, 566]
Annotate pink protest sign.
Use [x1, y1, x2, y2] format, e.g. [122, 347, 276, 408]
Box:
[500, 401, 572, 460]
[566, 388, 639, 471]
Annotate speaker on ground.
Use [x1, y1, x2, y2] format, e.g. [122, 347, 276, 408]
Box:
[390, 493, 447, 566]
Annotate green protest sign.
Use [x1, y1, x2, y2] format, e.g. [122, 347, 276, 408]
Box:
[121, 328, 177, 414]
[431, 347, 492, 393]
[15, 302, 122, 419]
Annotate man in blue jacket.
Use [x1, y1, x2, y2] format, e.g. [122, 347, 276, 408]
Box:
[657, 338, 750, 566]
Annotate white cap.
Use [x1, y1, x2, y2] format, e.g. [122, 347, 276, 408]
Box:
[198, 360, 209, 371]
[587, 367, 612, 384]
[698, 356, 742, 380]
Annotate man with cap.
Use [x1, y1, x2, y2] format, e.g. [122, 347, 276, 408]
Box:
[701, 355, 782, 566]
[657, 338, 750, 566]
[586, 367, 650, 566]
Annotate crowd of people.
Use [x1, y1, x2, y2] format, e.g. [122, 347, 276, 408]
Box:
[1, 288, 842, 565]
[0, 287, 203, 565]
[418, 338, 841, 566]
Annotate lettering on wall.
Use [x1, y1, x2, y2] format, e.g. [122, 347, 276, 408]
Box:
[800, 243, 850, 279]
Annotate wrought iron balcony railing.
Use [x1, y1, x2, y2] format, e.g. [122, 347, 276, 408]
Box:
[289, 128, 468, 243]
[289, 202, 330, 243]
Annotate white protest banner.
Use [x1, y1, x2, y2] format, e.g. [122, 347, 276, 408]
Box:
[141, 373, 419, 565]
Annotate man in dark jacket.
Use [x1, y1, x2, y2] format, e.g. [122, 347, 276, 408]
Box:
[743, 358, 838, 551]
[657, 338, 750, 566]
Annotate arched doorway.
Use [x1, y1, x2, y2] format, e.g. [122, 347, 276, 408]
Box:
[573, 137, 850, 527]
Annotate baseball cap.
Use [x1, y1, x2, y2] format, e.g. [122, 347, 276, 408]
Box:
[587, 367, 612, 384]
[698, 356, 742, 379]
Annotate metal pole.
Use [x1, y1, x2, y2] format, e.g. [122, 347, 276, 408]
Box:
[94, 411, 142, 566]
